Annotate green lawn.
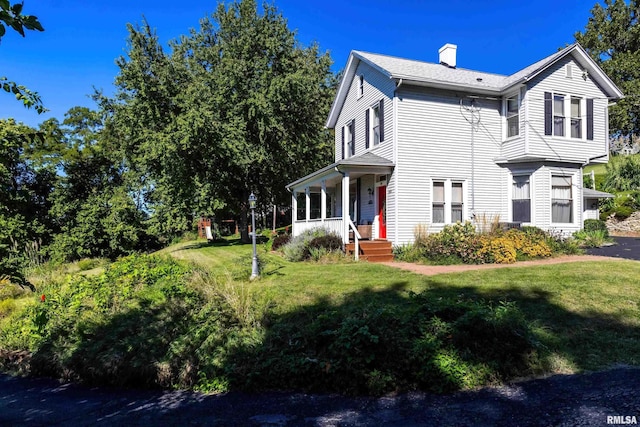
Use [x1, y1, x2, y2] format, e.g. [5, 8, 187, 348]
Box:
[170, 239, 640, 375]
[2, 238, 640, 395]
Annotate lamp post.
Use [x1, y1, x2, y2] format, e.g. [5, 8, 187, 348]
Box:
[249, 192, 259, 280]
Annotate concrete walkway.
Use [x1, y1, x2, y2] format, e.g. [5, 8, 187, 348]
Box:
[380, 254, 622, 276]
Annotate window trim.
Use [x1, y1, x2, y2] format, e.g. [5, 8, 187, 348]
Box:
[358, 75, 364, 98]
[511, 174, 532, 223]
[504, 93, 520, 139]
[370, 102, 380, 147]
[551, 174, 574, 225]
[344, 120, 354, 159]
[432, 179, 466, 224]
[546, 91, 589, 141]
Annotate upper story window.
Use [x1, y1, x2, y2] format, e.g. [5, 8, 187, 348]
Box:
[506, 95, 519, 138]
[571, 97, 582, 138]
[344, 120, 354, 158]
[358, 75, 364, 98]
[553, 94, 565, 137]
[545, 92, 594, 141]
[365, 100, 385, 149]
[372, 104, 380, 145]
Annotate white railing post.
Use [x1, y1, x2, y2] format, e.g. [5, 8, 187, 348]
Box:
[342, 172, 350, 244]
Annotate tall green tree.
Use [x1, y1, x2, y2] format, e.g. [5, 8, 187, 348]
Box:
[575, 0, 640, 138]
[47, 107, 152, 262]
[102, 0, 335, 240]
[0, 119, 54, 287]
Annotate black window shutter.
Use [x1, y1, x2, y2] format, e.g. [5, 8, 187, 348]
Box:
[587, 98, 594, 140]
[379, 99, 385, 142]
[351, 121, 355, 155]
[341, 126, 345, 159]
[544, 92, 552, 136]
[365, 109, 370, 149]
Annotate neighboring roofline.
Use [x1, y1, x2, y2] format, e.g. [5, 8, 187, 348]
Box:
[326, 43, 624, 129]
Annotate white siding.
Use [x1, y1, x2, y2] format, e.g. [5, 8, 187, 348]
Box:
[526, 55, 609, 163]
[333, 61, 395, 163]
[394, 87, 505, 245]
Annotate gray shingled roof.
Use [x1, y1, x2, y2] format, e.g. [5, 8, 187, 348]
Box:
[354, 51, 508, 91]
[286, 152, 394, 189]
[353, 44, 574, 93]
[583, 188, 614, 199]
[327, 43, 623, 128]
[338, 151, 394, 167]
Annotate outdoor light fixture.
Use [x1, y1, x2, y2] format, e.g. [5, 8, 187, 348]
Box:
[249, 192, 259, 279]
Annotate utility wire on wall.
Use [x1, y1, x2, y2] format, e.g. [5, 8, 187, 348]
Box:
[460, 98, 481, 217]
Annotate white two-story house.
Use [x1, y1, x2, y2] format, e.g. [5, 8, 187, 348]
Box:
[286, 43, 623, 246]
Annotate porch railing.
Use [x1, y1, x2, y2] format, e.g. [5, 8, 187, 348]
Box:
[293, 217, 344, 237]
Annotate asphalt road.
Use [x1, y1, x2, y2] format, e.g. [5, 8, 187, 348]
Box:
[2, 366, 640, 426]
[586, 236, 640, 260]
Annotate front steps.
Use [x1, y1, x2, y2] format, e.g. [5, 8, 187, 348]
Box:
[345, 240, 394, 262]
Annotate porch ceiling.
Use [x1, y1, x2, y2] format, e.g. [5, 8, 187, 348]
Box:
[286, 152, 394, 191]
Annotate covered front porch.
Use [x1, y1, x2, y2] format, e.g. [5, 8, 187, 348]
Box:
[286, 153, 394, 245]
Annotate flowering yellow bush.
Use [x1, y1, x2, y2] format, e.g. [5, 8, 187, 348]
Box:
[480, 236, 517, 264]
[503, 229, 552, 258]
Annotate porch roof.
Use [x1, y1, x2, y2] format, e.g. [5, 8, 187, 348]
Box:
[583, 188, 614, 199]
[286, 152, 394, 191]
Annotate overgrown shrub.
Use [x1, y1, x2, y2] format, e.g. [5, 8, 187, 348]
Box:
[271, 234, 291, 251]
[583, 219, 609, 236]
[410, 222, 557, 265]
[281, 228, 343, 262]
[600, 191, 640, 220]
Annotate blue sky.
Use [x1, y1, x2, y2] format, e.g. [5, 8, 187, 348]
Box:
[1, 0, 600, 128]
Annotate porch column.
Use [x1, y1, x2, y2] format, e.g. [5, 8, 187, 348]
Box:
[305, 187, 311, 222]
[342, 172, 350, 244]
[291, 191, 297, 236]
[321, 180, 327, 222]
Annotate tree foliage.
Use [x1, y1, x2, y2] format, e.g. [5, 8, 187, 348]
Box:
[101, 0, 335, 240]
[0, 1, 46, 113]
[575, 0, 640, 137]
[0, 0, 43, 39]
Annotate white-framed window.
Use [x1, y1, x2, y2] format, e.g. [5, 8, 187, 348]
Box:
[371, 103, 380, 146]
[433, 181, 445, 223]
[553, 94, 565, 137]
[358, 75, 364, 98]
[451, 182, 463, 222]
[505, 94, 519, 138]
[344, 120, 354, 158]
[432, 180, 466, 224]
[551, 175, 573, 223]
[546, 92, 589, 140]
[571, 96, 582, 139]
[512, 175, 531, 223]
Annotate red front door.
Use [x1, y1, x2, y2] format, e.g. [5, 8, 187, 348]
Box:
[378, 186, 387, 239]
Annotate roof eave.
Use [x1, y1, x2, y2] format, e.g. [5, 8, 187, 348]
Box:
[392, 76, 502, 95]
